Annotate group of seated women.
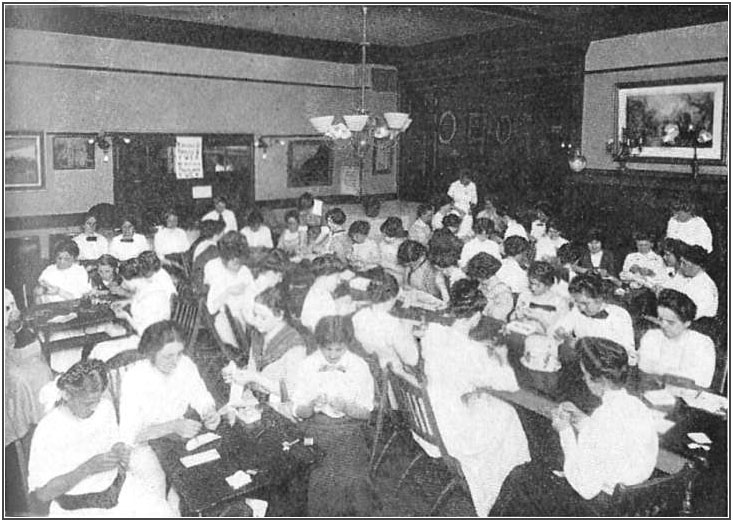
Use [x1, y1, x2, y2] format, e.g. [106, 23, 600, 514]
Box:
[19, 186, 721, 517]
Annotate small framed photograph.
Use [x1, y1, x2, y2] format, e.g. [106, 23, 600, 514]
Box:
[372, 145, 393, 175]
[616, 76, 726, 164]
[5, 132, 44, 190]
[52, 134, 96, 170]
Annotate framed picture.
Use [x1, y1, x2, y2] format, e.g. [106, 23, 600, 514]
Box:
[372, 145, 393, 175]
[5, 132, 44, 190]
[52, 134, 96, 170]
[287, 139, 333, 187]
[616, 77, 726, 163]
[437, 111, 457, 144]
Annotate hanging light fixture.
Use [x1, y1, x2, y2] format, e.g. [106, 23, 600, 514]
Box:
[308, 6, 411, 156]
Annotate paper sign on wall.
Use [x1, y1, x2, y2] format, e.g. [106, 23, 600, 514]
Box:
[175, 136, 203, 179]
[340, 166, 360, 196]
[192, 185, 212, 199]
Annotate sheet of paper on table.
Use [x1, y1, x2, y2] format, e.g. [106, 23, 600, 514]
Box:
[683, 391, 728, 416]
[185, 432, 221, 452]
[643, 388, 676, 407]
[47, 313, 78, 323]
[180, 448, 220, 468]
[225, 470, 253, 489]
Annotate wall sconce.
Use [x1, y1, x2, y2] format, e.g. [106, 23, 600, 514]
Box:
[88, 132, 112, 162]
[254, 137, 287, 160]
[559, 141, 586, 173]
[254, 137, 269, 159]
[690, 128, 712, 180]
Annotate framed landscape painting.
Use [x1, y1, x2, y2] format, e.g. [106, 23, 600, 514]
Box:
[5, 132, 44, 190]
[616, 77, 726, 163]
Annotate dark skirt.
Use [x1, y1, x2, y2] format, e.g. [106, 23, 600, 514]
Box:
[490, 461, 613, 517]
[302, 413, 378, 517]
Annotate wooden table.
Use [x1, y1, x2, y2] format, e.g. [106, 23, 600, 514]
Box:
[23, 298, 122, 363]
[491, 332, 727, 475]
[149, 406, 322, 516]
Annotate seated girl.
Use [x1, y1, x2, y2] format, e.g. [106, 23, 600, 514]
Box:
[352, 270, 419, 373]
[290, 315, 377, 517]
[204, 231, 254, 345]
[638, 289, 716, 388]
[529, 201, 552, 243]
[377, 216, 408, 282]
[277, 210, 307, 256]
[153, 209, 190, 265]
[666, 195, 712, 253]
[477, 196, 505, 236]
[120, 321, 220, 512]
[407, 203, 434, 246]
[316, 208, 351, 262]
[620, 230, 666, 289]
[190, 218, 226, 291]
[491, 337, 658, 517]
[575, 228, 617, 279]
[36, 240, 92, 303]
[496, 203, 528, 241]
[347, 220, 380, 272]
[240, 208, 274, 249]
[223, 284, 307, 411]
[138, 250, 177, 302]
[89, 254, 126, 297]
[418, 279, 530, 516]
[73, 213, 109, 263]
[495, 235, 531, 295]
[397, 240, 442, 299]
[109, 216, 149, 262]
[297, 191, 326, 231]
[300, 255, 356, 332]
[28, 359, 174, 517]
[534, 219, 569, 261]
[431, 194, 460, 231]
[465, 252, 514, 322]
[459, 217, 501, 269]
[512, 261, 570, 335]
[428, 229, 467, 303]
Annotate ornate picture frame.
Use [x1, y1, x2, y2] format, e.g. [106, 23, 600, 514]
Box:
[5, 131, 44, 190]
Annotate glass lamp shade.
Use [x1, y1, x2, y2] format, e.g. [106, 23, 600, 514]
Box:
[309, 116, 335, 133]
[568, 150, 587, 173]
[384, 112, 410, 130]
[343, 114, 369, 132]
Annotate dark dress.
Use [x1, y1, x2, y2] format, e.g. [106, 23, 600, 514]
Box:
[578, 249, 617, 277]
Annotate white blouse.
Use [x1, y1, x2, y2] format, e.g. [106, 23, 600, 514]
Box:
[240, 226, 274, 249]
[290, 350, 374, 419]
[109, 234, 150, 261]
[203, 257, 254, 314]
[620, 251, 666, 287]
[38, 263, 92, 301]
[551, 304, 636, 362]
[459, 237, 501, 268]
[638, 328, 716, 387]
[73, 232, 109, 261]
[352, 307, 419, 370]
[662, 271, 718, 320]
[153, 227, 190, 258]
[495, 258, 529, 294]
[202, 209, 238, 233]
[559, 388, 658, 499]
[666, 215, 713, 253]
[447, 180, 478, 213]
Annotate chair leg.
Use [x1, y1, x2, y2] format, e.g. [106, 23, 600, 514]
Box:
[397, 453, 424, 489]
[369, 385, 389, 469]
[428, 477, 460, 516]
[372, 429, 400, 476]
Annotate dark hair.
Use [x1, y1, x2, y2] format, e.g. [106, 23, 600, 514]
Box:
[632, 230, 655, 243]
[428, 229, 462, 268]
[586, 228, 605, 244]
[458, 167, 473, 180]
[325, 207, 346, 225]
[527, 261, 556, 287]
[568, 273, 605, 299]
[314, 315, 354, 347]
[473, 217, 494, 235]
[442, 213, 461, 230]
[119, 258, 142, 281]
[670, 195, 696, 214]
[366, 271, 400, 304]
[311, 254, 346, 277]
[162, 208, 178, 221]
[254, 283, 290, 320]
[662, 237, 684, 257]
[53, 239, 80, 259]
[465, 252, 502, 280]
[58, 359, 109, 396]
[503, 236, 529, 257]
[380, 216, 407, 238]
[546, 218, 562, 233]
[284, 209, 300, 223]
[678, 242, 708, 267]
[657, 289, 697, 323]
[213, 196, 228, 206]
[417, 203, 433, 218]
[218, 231, 250, 262]
[120, 215, 138, 229]
[495, 202, 514, 219]
[247, 208, 264, 227]
[96, 254, 119, 269]
[348, 220, 370, 238]
[138, 320, 185, 358]
[363, 196, 381, 218]
[432, 194, 453, 209]
[534, 200, 553, 217]
[397, 240, 427, 265]
[578, 337, 629, 386]
[137, 250, 161, 276]
[297, 192, 315, 211]
[199, 219, 226, 239]
[449, 279, 487, 318]
[557, 242, 583, 265]
[253, 248, 289, 277]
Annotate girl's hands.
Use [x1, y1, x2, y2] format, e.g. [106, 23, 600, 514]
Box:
[171, 418, 202, 439]
[202, 409, 221, 431]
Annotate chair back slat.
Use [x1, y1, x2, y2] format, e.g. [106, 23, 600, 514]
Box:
[106, 349, 145, 423]
[171, 295, 201, 350]
[201, 301, 247, 365]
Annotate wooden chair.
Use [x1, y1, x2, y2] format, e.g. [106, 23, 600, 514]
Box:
[171, 295, 204, 354]
[607, 459, 705, 516]
[224, 304, 252, 367]
[374, 366, 470, 516]
[106, 349, 145, 423]
[200, 301, 247, 366]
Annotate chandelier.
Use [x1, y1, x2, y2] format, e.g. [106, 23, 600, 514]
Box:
[308, 6, 411, 156]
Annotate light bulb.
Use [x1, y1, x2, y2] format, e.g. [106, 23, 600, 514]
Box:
[262, 151, 267, 160]
[103, 154, 110, 163]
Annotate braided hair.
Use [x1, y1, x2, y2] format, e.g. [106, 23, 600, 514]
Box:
[57, 359, 109, 396]
[578, 337, 629, 387]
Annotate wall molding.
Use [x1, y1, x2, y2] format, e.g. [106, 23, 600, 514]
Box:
[585, 56, 728, 75]
[565, 168, 727, 193]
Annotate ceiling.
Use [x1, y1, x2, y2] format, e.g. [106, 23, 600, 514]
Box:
[96, 4, 728, 48]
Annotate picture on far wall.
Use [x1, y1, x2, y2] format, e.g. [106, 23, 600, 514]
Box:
[5, 132, 44, 190]
[616, 77, 726, 163]
[372, 145, 393, 175]
[52, 134, 96, 170]
[287, 139, 333, 187]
